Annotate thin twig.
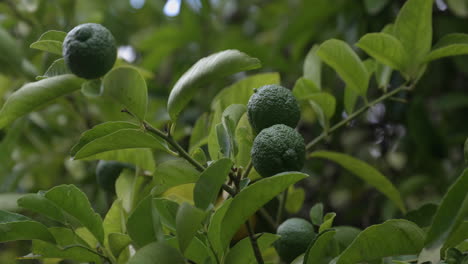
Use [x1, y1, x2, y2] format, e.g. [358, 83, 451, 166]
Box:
[245, 221, 264, 264]
[306, 84, 410, 151]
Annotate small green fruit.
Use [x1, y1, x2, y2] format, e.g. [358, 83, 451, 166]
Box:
[63, 23, 117, 79]
[275, 218, 315, 263]
[247, 84, 300, 133]
[251, 124, 305, 177]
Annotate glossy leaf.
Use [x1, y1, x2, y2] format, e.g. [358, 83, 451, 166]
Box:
[0, 74, 84, 129]
[17, 193, 66, 223]
[404, 203, 438, 228]
[72, 128, 168, 159]
[393, 0, 433, 75]
[418, 169, 468, 264]
[303, 45, 322, 89]
[305, 92, 336, 129]
[166, 236, 212, 264]
[426, 34, 468, 62]
[334, 219, 425, 264]
[344, 87, 359, 115]
[194, 158, 233, 210]
[32, 240, 102, 263]
[356, 33, 407, 71]
[310, 203, 324, 226]
[292, 77, 321, 100]
[304, 229, 336, 264]
[29, 30, 67, 55]
[152, 198, 179, 231]
[310, 151, 406, 213]
[176, 202, 206, 253]
[44, 185, 104, 243]
[128, 241, 186, 264]
[317, 39, 369, 95]
[36, 58, 71, 80]
[167, 49, 261, 120]
[285, 186, 305, 214]
[319, 212, 336, 233]
[0, 210, 55, 243]
[109, 233, 132, 257]
[221, 104, 246, 158]
[102, 66, 148, 120]
[103, 199, 125, 248]
[208, 198, 233, 257]
[152, 159, 200, 195]
[127, 195, 160, 248]
[220, 172, 308, 249]
[225, 233, 280, 264]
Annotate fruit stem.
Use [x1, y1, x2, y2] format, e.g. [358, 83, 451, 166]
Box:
[305, 84, 411, 151]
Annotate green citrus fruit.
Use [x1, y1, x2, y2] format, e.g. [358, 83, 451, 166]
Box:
[251, 124, 305, 177]
[96, 160, 130, 193]
[247, 84, 300, 133]
[275, 218, 315, 263]
[63, 23, 117, 79]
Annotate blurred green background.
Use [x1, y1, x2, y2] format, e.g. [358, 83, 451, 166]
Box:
[1, 0, 468, 262]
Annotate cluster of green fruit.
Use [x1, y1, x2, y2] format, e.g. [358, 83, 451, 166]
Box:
[247, 85, 313, 262]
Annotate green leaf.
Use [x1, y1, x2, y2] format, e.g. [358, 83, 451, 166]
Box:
[235, 114, 254, 168]
[0, 74, 84, 129]
[393, 0, 433, 76]
[102, 66, 148, 120]
[17, 193, 66, 223]
[189, 113, 211, 153]
[109, 233, 132, 257]
[304, 229, 336, 264]
[216, 123, 230, 158]
[167, 49, 261, 120]
[356, 33, 407, 71]
[334, 226, 362, 251]
[166, 236, 212, 264]
[32, 240, 102, 263]
[310, 151, 406, 213]
[419, 169, 468, 264]
[152, 198, 179, 232]
[310, 203, 324, 226]
[194, 158, 233, 210]
[0, 210, 55, 243]
[317, 39, 369, 96]
[29, 30, 67, 55]
[285, 186, 306, 214]
[293, 77, 321, 100]
[447, 0, 468, 17]
[303, 45, 322, 89]
[71, 121, 139, 156]
[221, 104, 247, 158]
[443, 221, 468, 254]
[152, 159, 200, 195]
[208, 198, 233, 258]
[319, 212, 336, 233]
[404, 203, 438, 228]
[127, 195, 160, 248]
[305, 92, 336, 129]
[128, 242, 185, 264]
[426, 34, 468, 62]
[103, 199, 125, 248]
[44, 185, 104, 243]
[334, 219, 426, 264]
[0, 27, 23, 74]
[176, 202, 206, 254]
[220, 172, 308, 249]
[72, 129, 168, 159]
[344, 87, 359, 115]
[47, 227, 89, 247]
[225, 233, 280, 264]
[36, 58, 71, 80]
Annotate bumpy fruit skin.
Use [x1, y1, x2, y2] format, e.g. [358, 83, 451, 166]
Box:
[251, 124, 305, 177]
[63, 23, 117, 79]
[96, 160, 128, 193]
[247, 84, 300, 133]
[275, 218, 315, 263]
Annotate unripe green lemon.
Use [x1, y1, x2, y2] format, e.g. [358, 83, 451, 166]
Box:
[63, 23, 117, 79]
[247, 84, 300, 133]
[96, 160, 129, 193]
[251, 124, 305, 177]
[275, 218, 315, 263]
